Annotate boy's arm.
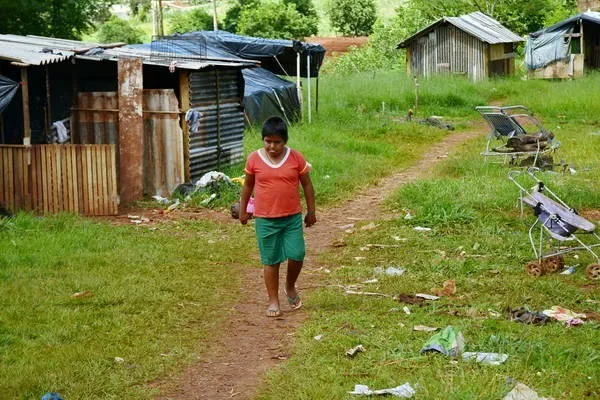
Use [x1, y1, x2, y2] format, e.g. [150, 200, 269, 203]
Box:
[239, 174, 255, 225]
[300, 173, 316, 227]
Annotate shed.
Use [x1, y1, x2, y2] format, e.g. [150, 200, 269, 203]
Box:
[525, 12, 600, 79]
[0, 34, 255, 215]
[397, 11, 523, 81]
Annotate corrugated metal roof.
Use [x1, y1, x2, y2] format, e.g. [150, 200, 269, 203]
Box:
[530, 11, 600, 36]
[0, 34, 256, 69]
[398, 11, 523, 48]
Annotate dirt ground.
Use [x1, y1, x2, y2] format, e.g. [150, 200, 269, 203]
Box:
[147, 127, 482, 399]
[304, 36, 369, 58]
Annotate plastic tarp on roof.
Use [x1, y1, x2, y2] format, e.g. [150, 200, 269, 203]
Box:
[180, 30, 325, 77]
[525, 12, 600, 70]
[0, 74, 18, 114]
[243, 68, 300, 125]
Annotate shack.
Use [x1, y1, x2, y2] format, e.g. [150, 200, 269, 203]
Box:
[397, 11, 523, 81]
[525, 11, 600, 79]
[0, 34, 255, 215]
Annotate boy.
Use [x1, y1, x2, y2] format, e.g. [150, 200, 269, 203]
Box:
[239, 116, 316, 317]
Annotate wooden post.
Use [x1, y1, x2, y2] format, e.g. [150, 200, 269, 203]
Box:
[45, 65, 52, 141]
[178, 70, 191, 182]
[20, 66, 31, 146]
[118, 58, 144, 204]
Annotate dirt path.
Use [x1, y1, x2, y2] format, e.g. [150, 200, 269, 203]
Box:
[153, 127, 482, 399]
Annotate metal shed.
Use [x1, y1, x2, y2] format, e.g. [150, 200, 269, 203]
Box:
[0, 34, 255, 215]
[397, 12, 523, 81]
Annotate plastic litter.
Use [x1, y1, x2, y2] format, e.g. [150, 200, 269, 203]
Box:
[413, 325, 438, 332]
[314, 334, 324, 341]
[462, 352, 508, 365]
[349, 383, 415, 398]
[403, 306, 411, 315]
[200, 193, 217, 205]
[346, 344, 365, 357]
[559, 265, 576, 275]
[542, 306, 586, 326]
[41, 393, 64, 400]
[195, 171, 232, 188]
[152, 195, 171, 204]
[374, 266, 406, 276]
[509, 307, 549, 325]
[503, 382, 554, 400]
[415, 293, 440, 300]
[413, 226, 432, 232]
[421, 326, 465, 357]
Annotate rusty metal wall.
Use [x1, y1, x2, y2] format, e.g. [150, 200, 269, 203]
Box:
[75, 92, 119, 145]
[188, 68, 245, 182]
[409, 25, 487, 81]
[143, 89, 184, 196]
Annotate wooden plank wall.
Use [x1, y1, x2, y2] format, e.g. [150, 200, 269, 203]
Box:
[0, 144, 118, 215]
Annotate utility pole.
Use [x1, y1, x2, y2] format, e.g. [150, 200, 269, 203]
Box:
[212, 0, 218, 30]
[152, 0, 164, 37]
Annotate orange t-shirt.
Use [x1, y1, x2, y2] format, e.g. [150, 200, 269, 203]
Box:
[244, 147, 311, 218]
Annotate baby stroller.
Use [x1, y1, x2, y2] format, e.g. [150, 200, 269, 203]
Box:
[508, 169, 600, 279]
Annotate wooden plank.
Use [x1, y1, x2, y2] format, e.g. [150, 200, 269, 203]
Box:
[81, 146, 89, 215]
[108, 145, 118, 215]
[6, 147, 14, 211]
[86, 146, 94, 215]
[14, 148, 23, 209]
[31, 146, 39, 213]
[100, 145, 108, 215]
[70, 146, 79, 212]
[0, 148, 6, 207]
[23, 147, 31, 210]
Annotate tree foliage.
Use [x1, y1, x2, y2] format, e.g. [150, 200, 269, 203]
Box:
[0, 0, 114, 39]
[167, 8, 214, 34]
[236, 0, 317, 39]
[96, 15, 145, 44]
[327, 0, 377, 36]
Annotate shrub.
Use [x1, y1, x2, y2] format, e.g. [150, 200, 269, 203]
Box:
[168, 8, 214, 34]
[326, 0, 377, 36]
[96, 15, 145, 44]
[236, 0, 317, 39]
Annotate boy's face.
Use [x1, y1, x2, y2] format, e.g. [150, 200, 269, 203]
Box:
[263, 134, 286, 158]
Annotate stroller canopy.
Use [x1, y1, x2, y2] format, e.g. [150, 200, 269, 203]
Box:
[0, 74, 19, 114]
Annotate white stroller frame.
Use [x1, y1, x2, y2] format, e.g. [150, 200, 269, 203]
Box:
[508, 168, 600, 279]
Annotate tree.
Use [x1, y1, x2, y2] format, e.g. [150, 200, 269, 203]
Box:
[167, 8, 213, 34]
[0, 0, 114, 39]
[96, 15, 145, 44]
[236, 0, 317, 39]
[327, 0, 377, 36]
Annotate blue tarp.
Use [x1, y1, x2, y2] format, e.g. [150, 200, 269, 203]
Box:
[0, 74, 18, 114]
[127, 30, 325, 125]
[525, 11, 600, 70]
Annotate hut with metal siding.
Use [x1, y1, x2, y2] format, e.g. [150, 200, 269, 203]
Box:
[0, 34, 255, 215]
[397, 12, 523, 81]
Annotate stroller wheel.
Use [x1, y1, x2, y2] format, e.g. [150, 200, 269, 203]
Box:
[525, 260, 545, 277]
[585, 264, 600, 280]
[543, 256, 564, 273]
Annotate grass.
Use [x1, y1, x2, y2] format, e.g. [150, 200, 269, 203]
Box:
[3, 71, 600, 398]
[254, 101, 600, 398]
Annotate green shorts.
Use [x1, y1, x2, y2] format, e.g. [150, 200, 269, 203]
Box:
[255, 213, 305, 266]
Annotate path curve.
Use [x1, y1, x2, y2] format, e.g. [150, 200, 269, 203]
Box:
[153, 127, 482, 399]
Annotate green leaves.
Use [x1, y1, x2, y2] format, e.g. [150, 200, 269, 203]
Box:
[326, 0, 377, 36]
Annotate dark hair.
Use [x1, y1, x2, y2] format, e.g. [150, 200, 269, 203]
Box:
[262, 116, 288, 142]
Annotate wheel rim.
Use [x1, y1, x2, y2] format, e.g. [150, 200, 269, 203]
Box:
[543, 256, 564, 273]
[525, 260, 544, 277]
[585, 264, 600, 280]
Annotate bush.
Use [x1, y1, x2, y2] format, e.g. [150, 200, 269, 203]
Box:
[236, 0, 317, 39]
[168, 8, 214, 34]
[96, 15, 145, 44]
[326, 0, 377, 36]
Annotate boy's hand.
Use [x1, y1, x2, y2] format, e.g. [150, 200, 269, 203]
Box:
[304, 211, 316, 227]
[240, 212, 249, 225]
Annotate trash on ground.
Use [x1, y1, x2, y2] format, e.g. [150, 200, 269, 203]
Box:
[231, 175, 245, 186]
[413, 325, 438, 332]
[392, 236, 408, 241]
[421, 326, 465, 357]
[114, 357, 125, 363]
[403, 306, 411, 315]
[462, 352, 508, 365]
[404, 212, 413, 220]
[354, 256, 366, 261]
[431, 279, 456, 296]
[41, 393, 64, 400]
[560, 265, 577, 275]
[195, 171, 232, 188]
[415, 293, 440, 300]
[413, 226, 432, 232]
[374, 266, 406, 276]
[71, 290, 93, 299]
[488, 309, 502, 318]
[331, 238, 347, 247]
[363, 278, 379, 284]
[346, 344, 366, 357]
[503, 382, 554, 400]
[361, 222, 378, 231]
[200, 193, 217, 205]
[349, 383, 415, 398]
[152, 195, 171, 204]
[509, 307, 549, 325]
[165, 199, 181, 213]
[314, 334, 324, 341]
[542, 306, 586, 326]
[339, 223, 355, 230]
[367, 243, 402, 249]
[345, 290, 391, 298]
